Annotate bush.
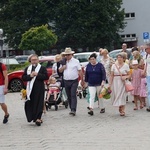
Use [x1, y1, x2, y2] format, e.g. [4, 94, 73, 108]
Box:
[7, 62, 30, 73]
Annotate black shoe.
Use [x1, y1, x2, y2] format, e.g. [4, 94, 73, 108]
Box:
[69, 111, 76, 116]
[146, 108, 150, 112]
[87, 106, 90, 110]
[100, 108, 105, 113]
[88, 111, 94, 116]
[3, 114, 9, 124]
[35, 121, 41, 126]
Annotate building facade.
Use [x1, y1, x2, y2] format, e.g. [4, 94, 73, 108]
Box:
[120, 0, 150, 47]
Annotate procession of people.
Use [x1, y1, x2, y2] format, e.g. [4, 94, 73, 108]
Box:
[1, 43, 150, 126]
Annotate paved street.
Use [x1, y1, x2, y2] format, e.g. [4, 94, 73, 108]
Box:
[0, 92, 150, 150]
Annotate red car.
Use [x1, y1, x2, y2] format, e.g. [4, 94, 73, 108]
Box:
[8, 56, 55, 92]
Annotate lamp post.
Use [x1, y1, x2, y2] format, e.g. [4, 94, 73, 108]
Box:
[0, 29, 3, 57]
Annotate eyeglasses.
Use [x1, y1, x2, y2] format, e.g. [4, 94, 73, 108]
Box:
[65, 54, 71, 56]
[31, 59, 38, 61]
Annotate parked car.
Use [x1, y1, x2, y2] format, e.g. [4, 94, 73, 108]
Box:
[109, 48, 132, 60]
[8, 56, 55, 92]
[74, 52, 99, 67]
[15, 55, 29, 64]
[0, 58, 19, 65]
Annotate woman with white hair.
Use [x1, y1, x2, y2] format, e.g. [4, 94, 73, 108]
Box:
[101, 49, 115, 84]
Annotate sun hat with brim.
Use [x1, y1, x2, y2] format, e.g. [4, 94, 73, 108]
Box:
[132, 60, 138, 65]
[63, 48, 75, 55]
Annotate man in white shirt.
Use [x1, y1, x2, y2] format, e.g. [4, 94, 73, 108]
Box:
[143, 43, 150, 112]
[60, 48, 84, 116]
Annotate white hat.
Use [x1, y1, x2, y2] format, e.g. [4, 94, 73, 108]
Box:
[132, 60, 138, 65]
[63, 47, 75, 55]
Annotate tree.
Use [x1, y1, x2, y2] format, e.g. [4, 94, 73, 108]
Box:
[0, 0, 125, 51]
[19, 25, 57, 55]
[0, 0, 55, 48]
[52, 0, 125, 50]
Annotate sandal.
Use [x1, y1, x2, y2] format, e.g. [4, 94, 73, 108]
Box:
[133, 107, 138, 110]
[35, 119, 42, 126]
[100, 108, 105, 113]
[40, 119, 43, 123]
[140, 106, 144, 109]
[88, 110, 94, 116]
[87, 106, 91, 110]
[120, 112, 125, 116]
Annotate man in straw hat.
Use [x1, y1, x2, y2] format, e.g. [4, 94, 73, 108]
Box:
[59, 47, 84, 116]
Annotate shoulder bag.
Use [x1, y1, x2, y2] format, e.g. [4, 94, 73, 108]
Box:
[115, 64, 134, 92]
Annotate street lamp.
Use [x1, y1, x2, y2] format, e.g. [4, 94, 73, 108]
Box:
[0, 29, 3, 57]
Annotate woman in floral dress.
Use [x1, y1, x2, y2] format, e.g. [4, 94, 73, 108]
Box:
[101, 49, 114, 84]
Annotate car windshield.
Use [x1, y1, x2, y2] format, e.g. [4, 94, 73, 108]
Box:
[16, 57, 28, 61]
[40, 60, 54, 68]
[74, 54, 91, 63]
[109, 51, 121, 59]
[0, 58, 19, 65]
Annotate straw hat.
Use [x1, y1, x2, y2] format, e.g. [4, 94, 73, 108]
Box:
[132, 60, 138, 65]
[63, 47, 75, 55]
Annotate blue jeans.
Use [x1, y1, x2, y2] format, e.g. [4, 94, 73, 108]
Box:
[146, 76, 150, 107]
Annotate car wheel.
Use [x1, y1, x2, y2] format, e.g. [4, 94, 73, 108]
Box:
[9, 79, 23, 92]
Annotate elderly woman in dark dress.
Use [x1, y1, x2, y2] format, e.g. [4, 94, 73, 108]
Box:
[22, 54, 48, 126]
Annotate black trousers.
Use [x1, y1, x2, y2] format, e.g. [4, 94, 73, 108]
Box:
[64, 79, 78, 112]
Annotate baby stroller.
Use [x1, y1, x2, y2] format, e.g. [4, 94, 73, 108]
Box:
[45, 74, 68, 111]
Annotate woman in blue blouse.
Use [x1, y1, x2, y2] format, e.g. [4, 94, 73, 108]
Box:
[85, 53, 106, 115]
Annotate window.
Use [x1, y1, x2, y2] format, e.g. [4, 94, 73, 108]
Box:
[121, 35, 125, 38]
[120, 34, 136, 39]
[132, 34, 136, 38]
[125, 13, 130, 18]
[125, 12, 135, 19]
[126, 34, 130, 38]
[131, 13, 135, 17]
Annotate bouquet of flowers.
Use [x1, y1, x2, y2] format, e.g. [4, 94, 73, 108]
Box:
[99, 87, 112, 99]
[21, 89, 27, 100]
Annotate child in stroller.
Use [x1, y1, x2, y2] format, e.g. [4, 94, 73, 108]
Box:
[45, 76, 68, 111]
[46, 77, 61, 101]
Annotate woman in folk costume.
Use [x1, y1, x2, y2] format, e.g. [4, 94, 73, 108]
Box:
[22, 54, 48, 126]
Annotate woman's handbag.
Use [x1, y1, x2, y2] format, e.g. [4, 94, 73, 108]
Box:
[124, 79, 134, 92]
[115, 64, 134, 92]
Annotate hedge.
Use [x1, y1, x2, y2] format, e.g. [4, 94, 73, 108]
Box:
[7, 62, 30, 73]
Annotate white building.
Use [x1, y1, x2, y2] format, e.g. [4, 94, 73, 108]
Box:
[120, 0, 150, 47]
